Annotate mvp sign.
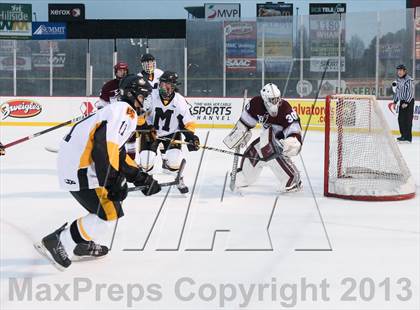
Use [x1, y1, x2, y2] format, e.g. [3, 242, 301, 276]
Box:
[205, 3, 241, 21]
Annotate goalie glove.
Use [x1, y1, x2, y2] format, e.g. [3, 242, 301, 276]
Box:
[280, 137, 302, 157]
[223, 120, 251, 149]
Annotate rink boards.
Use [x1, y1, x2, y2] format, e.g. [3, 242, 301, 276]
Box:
[0, 96, 419, 136]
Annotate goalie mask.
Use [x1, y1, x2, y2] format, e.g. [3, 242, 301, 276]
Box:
[260, 83, 281, 117]
[140, 53, 156, 74]
[119, 74, 152, 115]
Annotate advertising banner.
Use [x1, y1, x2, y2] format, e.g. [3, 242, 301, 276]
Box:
[1, 97, 418, 136]
[48, 3, 85, 22]
[32, 22, 66, 40]
[0, 55, 31, 71]
[224, 21, 257, 72]
[205, 3, 240, 21]
[309, 3, 346, 72]
[256, 2, 293, 17]
[256, 3, 293, 73]
[0, 3, 32, 39]
[416, 7, 420, 73]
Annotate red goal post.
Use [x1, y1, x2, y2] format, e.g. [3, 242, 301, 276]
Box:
[324, 94, 415, 201]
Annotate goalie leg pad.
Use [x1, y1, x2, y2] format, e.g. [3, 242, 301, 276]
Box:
[139, 150, 156, 172]
[267, 156, 301, 190]
[235, 138, 265, 187]
[165, 148, 184, 171]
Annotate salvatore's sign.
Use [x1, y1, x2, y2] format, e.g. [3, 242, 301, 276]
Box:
[48, 3, 85, 22]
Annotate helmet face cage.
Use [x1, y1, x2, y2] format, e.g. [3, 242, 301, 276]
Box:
[142, 60, 156, 74]
[261, 83, 281, 117]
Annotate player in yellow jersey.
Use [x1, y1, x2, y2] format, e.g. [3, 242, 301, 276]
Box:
[34, 75, 160, 271]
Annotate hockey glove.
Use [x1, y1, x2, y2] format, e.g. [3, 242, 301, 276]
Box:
[140, 123, 157, 142]
[0, 143, 5, 156]
[106, 174, 128, 202]
[184, 132, 200, 152]
[281, 137, 302, 157]
[133, 170, 161, 196]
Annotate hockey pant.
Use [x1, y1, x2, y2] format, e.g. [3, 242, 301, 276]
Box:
[138, 131, 184, 172]
[236, 137, 301, 190]
[59, 188, 122, 259]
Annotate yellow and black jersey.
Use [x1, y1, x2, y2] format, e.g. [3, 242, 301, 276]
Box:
[147, 89, 196, 137]
[57, 101, 139, 191]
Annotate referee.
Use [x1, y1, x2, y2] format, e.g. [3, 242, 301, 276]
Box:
[392, 64, 415, 143]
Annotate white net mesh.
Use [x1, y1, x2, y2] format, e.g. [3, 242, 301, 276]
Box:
[325, 95, 415, 200]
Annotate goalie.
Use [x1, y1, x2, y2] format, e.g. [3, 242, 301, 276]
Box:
[223, 83, 302, 192]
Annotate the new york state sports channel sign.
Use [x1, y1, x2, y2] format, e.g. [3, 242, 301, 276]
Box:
[205, 3, 241, 21]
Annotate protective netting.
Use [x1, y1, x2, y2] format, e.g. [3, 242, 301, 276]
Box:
[325, 95, 415, 200]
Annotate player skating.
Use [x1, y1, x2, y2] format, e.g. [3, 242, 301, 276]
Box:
[34, 75, 161, 271]
[223, 83, 302, 192]
[139, 71, 199, 194]
[138, 53, 164, 89]
[96, 61, 129, 109]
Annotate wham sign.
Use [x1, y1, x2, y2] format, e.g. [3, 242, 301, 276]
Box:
[205, 3, 240, 21]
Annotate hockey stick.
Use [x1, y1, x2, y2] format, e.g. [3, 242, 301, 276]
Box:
[127, 158, 186, 193]
[161, 137, 265, 162]
[3, 113, 95, 149]
[230, 88, 248, 191]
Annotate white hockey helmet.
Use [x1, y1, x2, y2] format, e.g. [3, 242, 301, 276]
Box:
[260, 83, 281, 117]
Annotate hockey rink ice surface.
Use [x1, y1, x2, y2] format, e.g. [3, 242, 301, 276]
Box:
[0, 126, 419, 310]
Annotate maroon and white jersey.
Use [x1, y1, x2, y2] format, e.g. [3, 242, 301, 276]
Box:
[99, 79, 120, 104]
[240, 96, 302, 142]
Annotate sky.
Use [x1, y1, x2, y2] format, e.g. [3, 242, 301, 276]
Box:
[10, 0, 408, 20]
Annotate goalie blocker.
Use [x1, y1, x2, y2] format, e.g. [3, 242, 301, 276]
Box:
[223, 83, 303, 192]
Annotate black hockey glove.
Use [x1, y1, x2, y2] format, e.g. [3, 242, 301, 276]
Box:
[0, 142, 5, 156]
[133, 170, 161, 196]
[106, 174, 128, 202]
[139, 123, 157, 142]
[184, 132, 200, 152]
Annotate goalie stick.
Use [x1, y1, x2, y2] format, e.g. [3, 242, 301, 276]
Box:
[127, 158, 186, 193]
[230, 89, 248, 191]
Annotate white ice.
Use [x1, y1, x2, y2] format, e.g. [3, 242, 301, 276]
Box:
[0, 126, 419, 310]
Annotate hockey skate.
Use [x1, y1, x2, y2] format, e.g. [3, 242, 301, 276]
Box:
[284, 180, 303, 193]
[33, 223, 71, 271]
[177, 176, 189, 194]
[73, 241, 109, 261]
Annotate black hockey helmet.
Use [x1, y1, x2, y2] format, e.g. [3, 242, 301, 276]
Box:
[396, 64, 407, 70]
[140, 53, 155, 63]
[159, 71, 180, 85]
[119, 74, 152, 112]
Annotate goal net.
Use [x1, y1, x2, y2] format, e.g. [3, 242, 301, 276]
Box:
[324, 95, 415, 201]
